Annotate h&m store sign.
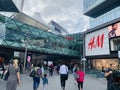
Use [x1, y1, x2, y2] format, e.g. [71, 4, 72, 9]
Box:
[85, 28, 110, 56]
[88, 34, 104, 50]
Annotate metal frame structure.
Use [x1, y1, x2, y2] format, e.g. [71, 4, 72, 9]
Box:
[0, 14, 83, 58]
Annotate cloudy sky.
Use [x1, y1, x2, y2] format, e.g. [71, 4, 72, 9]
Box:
[23, 0, 89, 34]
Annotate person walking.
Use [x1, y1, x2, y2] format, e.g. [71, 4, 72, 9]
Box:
[42, 74, 48, 90]
[0, 65, 4, 80]
[105, 63, 116, 89]
[49, 64, 54, 76]
[4, 59, 20, 90]
[32, 64, 42, 90]
[59, 62, 68, 90]
[73, 64, 78, 84]
[107, 71, 120, 90]
[76, 66, 85, 90]
[101, 67, 105, 78]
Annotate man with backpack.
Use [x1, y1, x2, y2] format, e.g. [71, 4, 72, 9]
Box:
[32, 64, 42, 90]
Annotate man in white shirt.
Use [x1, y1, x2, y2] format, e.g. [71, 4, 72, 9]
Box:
[59, 62, 68, 90]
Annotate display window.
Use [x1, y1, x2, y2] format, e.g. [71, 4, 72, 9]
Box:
[92, 59, 118, 70]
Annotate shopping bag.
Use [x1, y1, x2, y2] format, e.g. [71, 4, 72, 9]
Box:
[3, 71, 9, 81]
[65, 74, 68, 80]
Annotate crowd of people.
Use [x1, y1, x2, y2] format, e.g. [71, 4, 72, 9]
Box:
[29, 61, 85, 90]
[1, 58, 120, 90]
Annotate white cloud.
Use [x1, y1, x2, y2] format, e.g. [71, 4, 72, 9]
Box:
[23, 0, 89, 34]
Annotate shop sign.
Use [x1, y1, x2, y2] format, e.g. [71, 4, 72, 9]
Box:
[85, 28, 110, 56]
[88, 34, 104, 50]
[14, 51, 20, 57]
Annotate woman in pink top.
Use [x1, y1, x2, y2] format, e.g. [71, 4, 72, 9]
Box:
[76, 67, 85, 90]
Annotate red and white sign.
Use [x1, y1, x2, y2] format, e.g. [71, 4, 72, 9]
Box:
[85, 28, 110, 56]
[88, 34, 104, 50]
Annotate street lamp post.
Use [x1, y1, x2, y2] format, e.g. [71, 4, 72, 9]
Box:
[23, 34, 29, 71]
[82, 58, 86, 73]
[82, 32, 86, 73]
[23, 44, 27, 71]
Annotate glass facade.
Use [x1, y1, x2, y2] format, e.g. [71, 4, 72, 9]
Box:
[84, 0, 120, 29]
[84, 0, 105, 12]
[0, 14, 82, 57]
[90, 6, 120, 28]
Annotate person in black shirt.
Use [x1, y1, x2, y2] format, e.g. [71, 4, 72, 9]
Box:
[107, 71, 120, 90]
[105, 64, 116, 89]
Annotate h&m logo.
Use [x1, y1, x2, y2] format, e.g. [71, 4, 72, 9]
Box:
[88, 34, 104, 50]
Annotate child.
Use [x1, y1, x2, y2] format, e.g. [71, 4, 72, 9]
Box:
[42, 74, 48, 90]
[76, 67, 85, 90]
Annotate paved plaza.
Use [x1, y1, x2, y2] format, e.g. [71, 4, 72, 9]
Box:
[0, 74, 107, 90]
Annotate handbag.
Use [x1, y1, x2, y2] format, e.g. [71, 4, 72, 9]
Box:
[65, 66, 68, 80]
[3, 71, 9, 81]
[29, 70, 35, 77]
[65, 74, 68, 80]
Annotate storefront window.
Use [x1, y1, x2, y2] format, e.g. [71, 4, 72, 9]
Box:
[92, 59, 118, 70]
[110, 37, 120, 51]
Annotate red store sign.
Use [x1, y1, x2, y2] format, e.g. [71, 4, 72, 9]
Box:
[88, 34, 104, 50]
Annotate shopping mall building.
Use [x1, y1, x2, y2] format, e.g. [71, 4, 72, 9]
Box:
[0, 0, 82, 65]
[0, 0, 51, 64]
[83, 0, 120, 70]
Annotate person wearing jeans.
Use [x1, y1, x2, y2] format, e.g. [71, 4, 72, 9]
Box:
[42, 74, 48, 90]
[33, 76, 40, 90]
[32, 64, 41, 90]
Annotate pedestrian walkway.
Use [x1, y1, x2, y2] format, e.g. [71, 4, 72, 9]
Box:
[0, 74, 107, 90]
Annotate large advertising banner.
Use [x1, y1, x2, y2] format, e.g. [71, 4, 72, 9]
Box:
[108, 22, 120, 51]
[108, 22, 120, 38]
[85, 28, 110, 56]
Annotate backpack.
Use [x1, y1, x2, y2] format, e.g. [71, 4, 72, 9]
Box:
[36, 68, 42, 75]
